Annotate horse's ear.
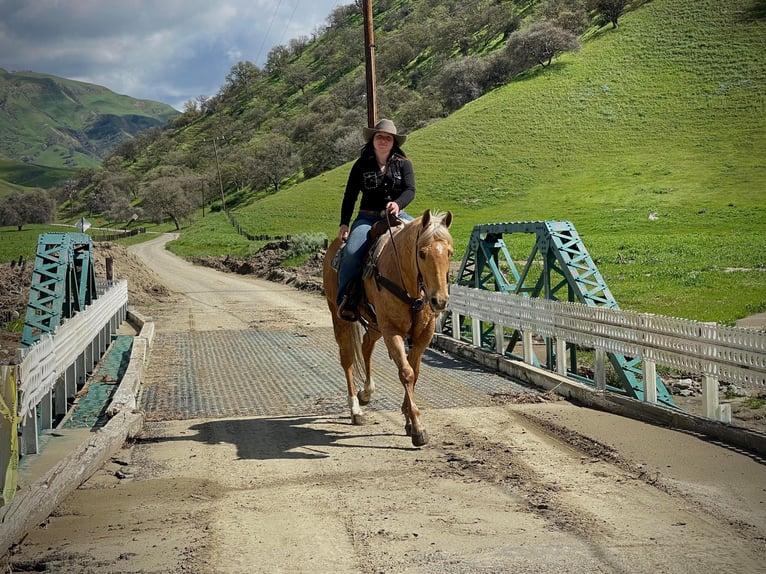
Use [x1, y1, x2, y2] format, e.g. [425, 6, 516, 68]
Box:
[421, 209, 432, 227]
[443, 211, 453, 228]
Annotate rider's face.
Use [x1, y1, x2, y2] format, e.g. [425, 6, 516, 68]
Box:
[373, 132, 394, 152]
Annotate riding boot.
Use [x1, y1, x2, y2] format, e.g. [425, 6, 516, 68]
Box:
[337, 277, 360, 322]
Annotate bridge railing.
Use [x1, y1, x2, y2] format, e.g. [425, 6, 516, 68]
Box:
[445, 284, 766, 421]
[0, 280, 128, 504]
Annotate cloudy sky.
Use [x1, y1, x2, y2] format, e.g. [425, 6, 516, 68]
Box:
[0, 0, 344, 110]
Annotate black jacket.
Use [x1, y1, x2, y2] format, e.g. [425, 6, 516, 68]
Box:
[340, 152, 415, 226]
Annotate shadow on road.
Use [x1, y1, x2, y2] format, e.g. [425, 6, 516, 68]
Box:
[136, 415, 416, 460]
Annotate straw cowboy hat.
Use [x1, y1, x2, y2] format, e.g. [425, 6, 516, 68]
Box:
[363, 118, 407, 146]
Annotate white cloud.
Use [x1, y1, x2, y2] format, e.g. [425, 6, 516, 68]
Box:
[0, 0, 343, 110]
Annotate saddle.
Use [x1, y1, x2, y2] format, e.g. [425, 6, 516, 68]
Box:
[368, 212, 403, 242]
[333, 214, 405, 324]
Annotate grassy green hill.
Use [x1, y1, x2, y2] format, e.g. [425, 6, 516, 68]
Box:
[2, 0, 763, 326]
[0, 159, 78, 194]
[0, 69, 179, 172]
[179, 0, 765, 324]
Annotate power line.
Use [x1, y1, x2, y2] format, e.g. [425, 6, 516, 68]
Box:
[277, 0, 299, 49]
[255, 0, 284, 65]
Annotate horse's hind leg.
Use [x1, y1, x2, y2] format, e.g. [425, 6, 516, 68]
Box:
[345, 365, 365, 426]
[334, 322, 366, 426]
[357, 330, 378, 406]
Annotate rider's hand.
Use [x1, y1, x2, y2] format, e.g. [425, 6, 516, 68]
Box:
[385, 202, 400, 217]
[338, 224, 349, 242]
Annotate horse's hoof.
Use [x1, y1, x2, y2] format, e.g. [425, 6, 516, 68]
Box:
[411, 430, 429, 447]
[357, 390, 370, 406]
[404, 423, 412, 436]
[352, 413, 367, 426]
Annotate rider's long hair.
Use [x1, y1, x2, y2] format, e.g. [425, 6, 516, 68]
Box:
[360, 140, 407, 161]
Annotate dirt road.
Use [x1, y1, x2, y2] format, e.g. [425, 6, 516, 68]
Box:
[5, 234, 766, 573]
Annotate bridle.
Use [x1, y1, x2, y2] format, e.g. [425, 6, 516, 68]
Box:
[372, 215, 427, 316]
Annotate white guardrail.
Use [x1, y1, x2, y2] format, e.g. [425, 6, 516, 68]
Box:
[446, 285, 766, 418]
[15, 280, 128, 454]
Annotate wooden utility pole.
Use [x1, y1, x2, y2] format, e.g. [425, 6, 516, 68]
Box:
[212, 137, 226, 212]
[363, 0, 377, 127]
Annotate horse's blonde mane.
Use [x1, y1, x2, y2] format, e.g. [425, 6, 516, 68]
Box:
[364, 210, 452, 279]
[419, 210, 453, 245]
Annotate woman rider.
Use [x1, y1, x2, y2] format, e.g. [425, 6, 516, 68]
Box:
[336, 118, 415, 321]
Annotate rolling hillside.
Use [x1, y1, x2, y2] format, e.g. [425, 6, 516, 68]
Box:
[0, 69, 178, 170]
[221, 0, 765, 322]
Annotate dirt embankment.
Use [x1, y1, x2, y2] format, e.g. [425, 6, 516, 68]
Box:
[194, 240, 325, 295]
[0, 242, 173, 361]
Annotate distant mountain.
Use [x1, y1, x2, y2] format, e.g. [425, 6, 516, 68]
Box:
[0, 69, 179, 170]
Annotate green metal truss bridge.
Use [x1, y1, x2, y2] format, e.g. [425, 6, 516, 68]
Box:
[21, 232, 97, 348]
[452, 220, 675, 407]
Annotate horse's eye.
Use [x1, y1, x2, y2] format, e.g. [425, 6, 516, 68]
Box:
[419, 251, 426, 260]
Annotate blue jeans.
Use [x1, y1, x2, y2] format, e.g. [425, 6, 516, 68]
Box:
[337, 210, 412, 305]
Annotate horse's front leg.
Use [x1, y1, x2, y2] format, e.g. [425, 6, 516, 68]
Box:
[384, 334, 428, 447]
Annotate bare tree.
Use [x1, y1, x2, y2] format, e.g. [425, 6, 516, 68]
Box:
[0, 190, 56, 231]
[537, 0, 590, 35]
[250, 134, 299, 194]
[506, 21, 580, 69]
[141, 169, 198, 229]
[438, 56, 489, 112]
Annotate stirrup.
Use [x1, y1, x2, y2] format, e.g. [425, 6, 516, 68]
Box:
[337, 296, 358, 322]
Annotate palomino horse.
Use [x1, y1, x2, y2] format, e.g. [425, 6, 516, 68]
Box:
[323, 209, 454, 446]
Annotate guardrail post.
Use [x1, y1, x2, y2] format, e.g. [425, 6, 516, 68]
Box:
[451, 310, 460, 340]
[85, 343, 94, 380]
[555, 337, 567, 376]
[701, 374, 719, 420]
[19, 410, 38, 455]
[40, 391, 53, 430]
[594, 348, 606, 390]
[495, 323, 505, 355]
[54, 376, 67, 417]
[76, 351, 87, 389]
[522, 331, 534, 365]
[65, 363, 76, 400]
[643, 358, 657, 404]
[472, 318, 481, 348]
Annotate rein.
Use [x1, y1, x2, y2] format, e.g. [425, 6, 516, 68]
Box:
[373, 215, 426, 314]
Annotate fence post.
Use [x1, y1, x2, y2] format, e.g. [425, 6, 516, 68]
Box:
[0, 365, 20, 505]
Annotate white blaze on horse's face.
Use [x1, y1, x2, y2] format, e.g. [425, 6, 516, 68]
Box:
[419, 214, 454, 313]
